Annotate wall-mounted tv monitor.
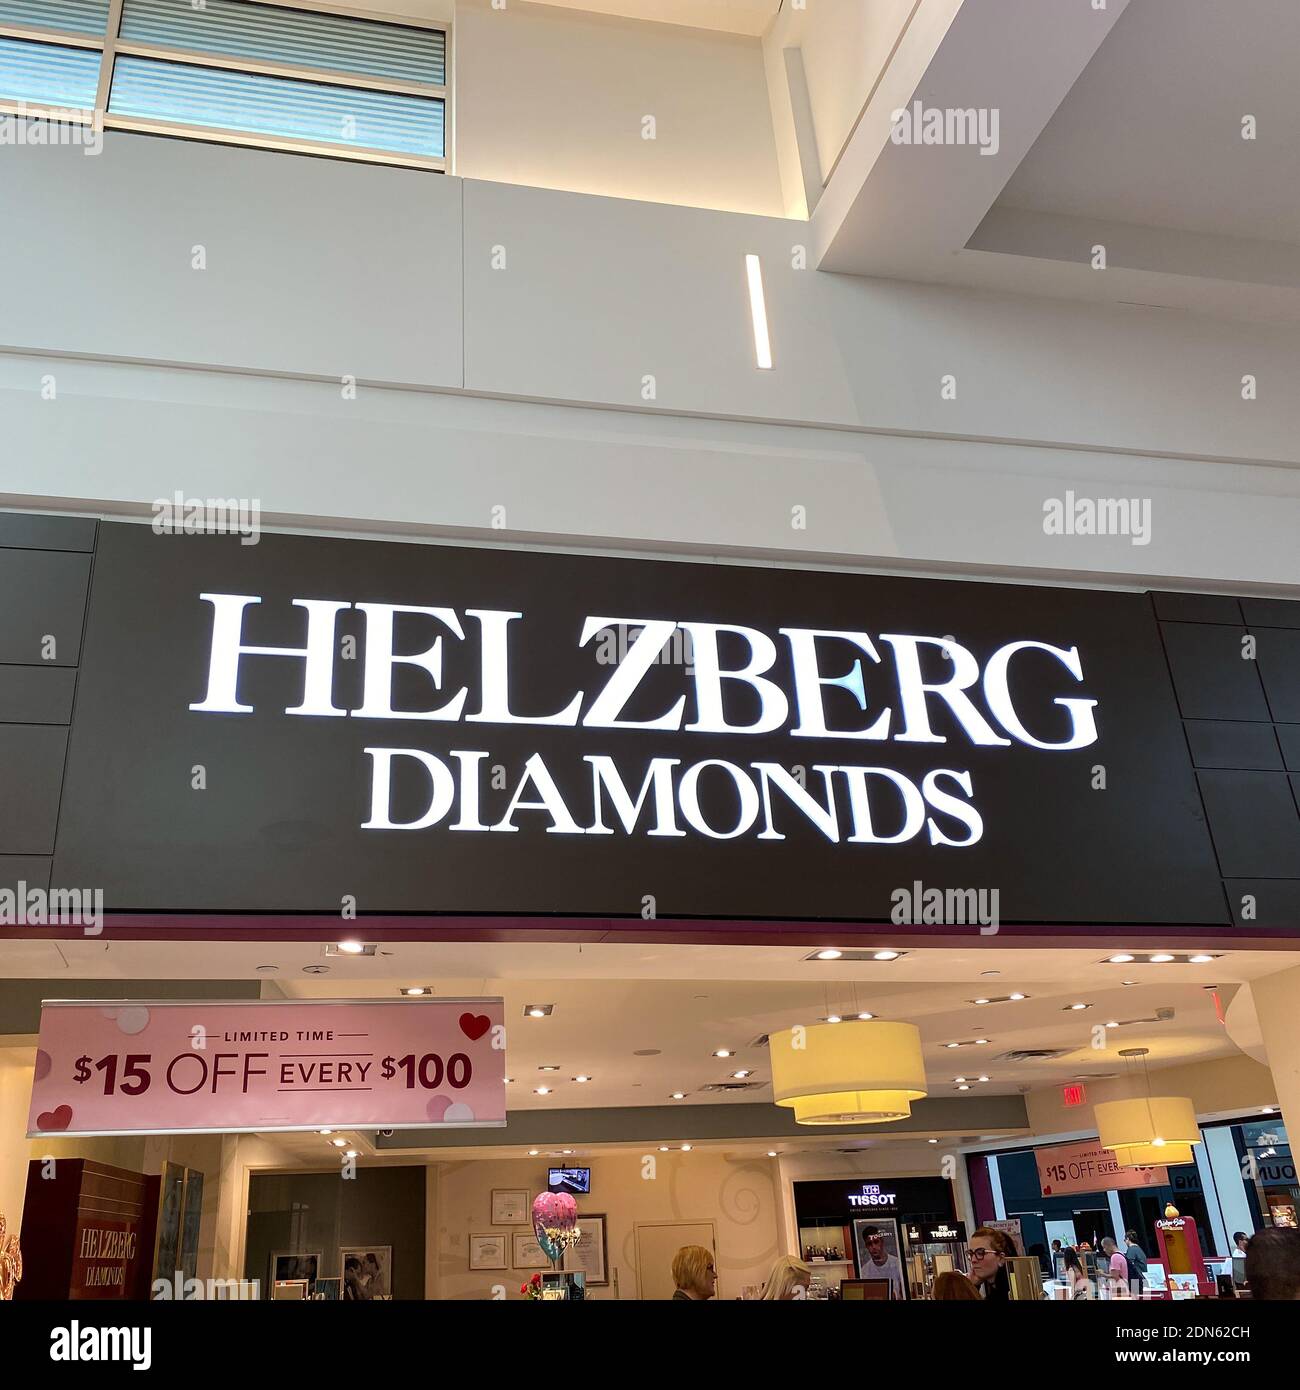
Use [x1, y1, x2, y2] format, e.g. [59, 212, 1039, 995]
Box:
[548, 1167, 591, 1196]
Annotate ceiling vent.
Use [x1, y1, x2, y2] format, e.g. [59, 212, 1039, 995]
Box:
[997, 1048, 1071, 1063]
[700, 1081, 763, 1093]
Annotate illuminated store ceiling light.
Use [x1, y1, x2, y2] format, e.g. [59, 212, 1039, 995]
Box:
[534, 1086, 552, 1096]
[1065, 1002, 1091, 1011]
[681, 1144, 693, 1152]
[856, 1012, 875, 1021]
[824, 1014, 843, 1024]
[731, 1070, 752, 1080]
[524, 1003, 554, 1017]
[712, 1049, 734, 1058]
[330, 1138, 347, 1147]
[1102, 953, 1220, 966]
[528, 1149, 539, 1156]
[769, 1020, 926, 1125]
[744, 254, 772, 369]
[670, 1091, 686, 1100]
[335, 940, 366, 955]
[573, 1075, 591, 1083]
[805, 949, 907, 963]
[1095, 1048, 1201, 1167]
[970, 995, 1029, 1005]
[400, 986, 430, 996]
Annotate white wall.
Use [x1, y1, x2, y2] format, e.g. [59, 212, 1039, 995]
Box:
[764, 0, 923, 187]
[454, 0, 783, 215]
[3, 132, 1300, 589]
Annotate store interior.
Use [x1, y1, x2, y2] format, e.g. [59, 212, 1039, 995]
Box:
[2, 937, 1295, 1299]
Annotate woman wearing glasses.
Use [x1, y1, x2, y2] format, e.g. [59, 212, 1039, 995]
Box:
[966, 1226, 1016, 1300]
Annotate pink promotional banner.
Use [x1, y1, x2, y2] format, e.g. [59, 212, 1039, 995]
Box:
[27, 998, 506, 1137]
[1036, 1139, 1169, 1197]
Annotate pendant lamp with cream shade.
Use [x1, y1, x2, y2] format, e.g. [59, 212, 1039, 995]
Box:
[768, 1019, 927, 1125]
[1094, 1048, 1201, 1167]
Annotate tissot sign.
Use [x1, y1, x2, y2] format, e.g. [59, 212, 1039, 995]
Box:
[52, 524, 1223, 926]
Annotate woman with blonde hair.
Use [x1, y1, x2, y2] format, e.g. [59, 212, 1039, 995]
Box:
[759, 1255, 813, 1300]
[670, 1245, 717, 1300]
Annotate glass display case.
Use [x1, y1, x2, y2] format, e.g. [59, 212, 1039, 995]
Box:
[902, 1220, 967, 1298]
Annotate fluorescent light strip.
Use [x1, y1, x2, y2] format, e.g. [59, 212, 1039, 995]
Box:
[745, 254, 772, 370]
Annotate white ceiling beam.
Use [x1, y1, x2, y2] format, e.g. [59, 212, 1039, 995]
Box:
[811, 0, 1131, 277]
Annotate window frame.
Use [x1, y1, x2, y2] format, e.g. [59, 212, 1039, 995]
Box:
[0, 0, 449, 170]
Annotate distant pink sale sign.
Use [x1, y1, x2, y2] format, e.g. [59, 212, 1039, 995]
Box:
[27, 998, 506, 1136]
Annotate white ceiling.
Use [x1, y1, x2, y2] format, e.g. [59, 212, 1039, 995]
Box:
[5, 939, 1290, 1114]
[995, 0, 1300, 244]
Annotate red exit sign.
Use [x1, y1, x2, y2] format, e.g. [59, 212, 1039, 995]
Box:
[1062, 1083, 1087, 1108]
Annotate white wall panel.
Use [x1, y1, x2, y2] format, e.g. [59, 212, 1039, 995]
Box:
[0, 132, 464, 385]
[3, 354, 1299, 589]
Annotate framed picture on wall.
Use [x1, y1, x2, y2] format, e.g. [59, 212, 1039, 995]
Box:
[492, 1189, 529, 1225]
[340, 1245, 393, 1300]
[561, 1214, 608, 1286]
[469, 1233, 507, 1271]
[512, 1231, 549, 1269]
[270, 1251, 321, 1294]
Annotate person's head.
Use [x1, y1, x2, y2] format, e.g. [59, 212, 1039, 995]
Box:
[760, 1256, 812, 1301]
[344, 1256, 361, 1276]
[861, 1226, 890, 1267]
[1125, 1230, 1138, 1244]
[1051, 1239, 1061, 1251]
[671, 1244, 717, 1300]
[968, 1227, 1014, 1284]
[365, 1254, 380, 1273]
[1234, 1231, 1250, 1251]
[1062, 1248, 1082, 1274]
[1101, 1237, 1117, 1255]
[932, 1271, 981, 1301]
[1245, 1228, 1300, 1300]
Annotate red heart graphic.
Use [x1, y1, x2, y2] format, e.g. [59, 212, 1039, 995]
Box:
[459, 1013, 490, 1042]
[37, 1104, 73, 1131]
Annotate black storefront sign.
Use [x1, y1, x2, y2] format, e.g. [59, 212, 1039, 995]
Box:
[2, 517, 1298, 936]
[793, 1177, 956, 1225]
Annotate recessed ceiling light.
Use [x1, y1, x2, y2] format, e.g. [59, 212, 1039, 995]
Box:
[344, 1150, 358, 1159]
[336, 940, 365, 955]
[400, 986, 429, 996]
[573, 1075, 591, 1083]
[946, 1042, 960, 1049]
[977, 1076, 989, 1083]
[562, 1149, 573, 1156]
[659, 1145, 670, 1152]
[1263, 1106, 1277, 1114]
[1066, 1003, 1090, 1011]
[538, 1065, 560, 1072]
[330, 1138, 347, 1147]
[1008, 993, 1026, 1001]
[731, 1070, 752, 1080]
[1122, 980, 1139, 987]
[1149, 954, 1175, 964]
[670, 1092, 686, 1100]
[1107, 954, 1135, 964]
[256, 964, 278, 973]
[1188, 954, 1214, 964]
[681, 1144, 692, 1152]
[857, 1012, 874, 1021]
[525, 1004, 554, 1017]
[318, 1129, 332, 1136]
[954, 1077, 967, 1083]
[528, 1149, 539, 1156]
[504, 1077, 514, 1084]
[1106, 1021, 1119, 1029]
[767, 1151, 778, 1158]
[974, 1039, 989, 1045]
[928, 1138, 939, 1144]
[534, 1086, 551, 1096]
[973, 999, 990, 1006]
[825, 1014, 842, 1024]
[814, 949, 843, 961]
[713, 1049, 734, 1058]
[980, 970, 1001, 977]
[873, 950, 901, 961]
[957, 1084, 970, 1091]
